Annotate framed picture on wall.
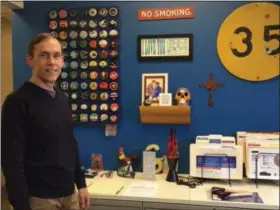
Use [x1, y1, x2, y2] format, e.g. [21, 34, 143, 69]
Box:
[137, 34, 193, 61]
[142, 73, 168, 106]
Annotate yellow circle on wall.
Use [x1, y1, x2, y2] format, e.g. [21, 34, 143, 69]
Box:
[217, 2, 280, 81]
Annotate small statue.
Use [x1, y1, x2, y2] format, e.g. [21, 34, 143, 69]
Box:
[117, 146, 137, 178]
[175, 88, 191, 105]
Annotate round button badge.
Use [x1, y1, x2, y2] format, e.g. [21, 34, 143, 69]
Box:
[69, 20, 78, 28]
[110, 115, 118, 123]
[60, 71, 68, 79]
[110, 82, 118, 90]
[110, 103, 119, 112]
[90, 92, 97, 100]
[89, 50, 97, 59]
[109, 7, 118, 16]
[59, 9, 67, 19]
[90, 71, 98, 79]
[99, 8, 108, 17]
[49, 21, 57, 30]
[59, 31, 67, 40]
[89, 20, 97, 28]
[90, 113, 98, 122]
[49, 10, 57, 19]
[89, 8, 97, 17]
[89, 30, 98, 38]
[89, 82, 98, 90]
[80, 82, 88, 89]
[91, 104, 97, 111]
[100, 92, 109, 100]
[99, 39, 108, 48]
[109, 71, 119, 80]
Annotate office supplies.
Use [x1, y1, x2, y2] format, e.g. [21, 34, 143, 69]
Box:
[190, 144, 243, 180]
[115, 186, 124, 195]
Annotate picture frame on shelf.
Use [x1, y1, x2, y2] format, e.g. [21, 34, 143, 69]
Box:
[137, 33, 193, 61]
[142, 73, 168, 106]
[159, 93, 172, 106]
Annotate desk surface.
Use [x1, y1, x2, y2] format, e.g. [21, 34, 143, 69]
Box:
[86, 171, 279, 209]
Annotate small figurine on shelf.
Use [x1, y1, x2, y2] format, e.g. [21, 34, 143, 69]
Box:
[175, 88, 191, 105]
[117, 146, 137, 178]
[166, 128, 179, 182]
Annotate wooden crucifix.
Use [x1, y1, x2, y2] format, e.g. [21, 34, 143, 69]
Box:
[199, 73, 224, 107]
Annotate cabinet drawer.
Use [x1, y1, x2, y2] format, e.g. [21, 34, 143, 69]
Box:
[143, 202, 189, 210]
[90, 199, 142, 210]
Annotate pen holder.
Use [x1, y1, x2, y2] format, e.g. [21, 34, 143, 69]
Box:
[166, 157, 178, 182]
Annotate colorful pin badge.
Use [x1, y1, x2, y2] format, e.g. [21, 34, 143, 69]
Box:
[89, 8, 97, 17]
[50, 31, 58, 38]
[79, 30, 88, 39]
[100, 103, 108, 111]
[80, 61, 88, 69]
[99, 19, 108, 28]
[110, 61, 118, 69]
[70, 71, 78, 79]
[80, 104, 88, 110]
[110, 40, 118, 48]
[99, 8, 108, 17]
[80, 50, 88, 59]
[89, 40, 97, 48]
[109, 71, 119, 80]
[70, 10, 77, 18]
[79, 40, 87, 48]
[100, 50, 108, 59]
[79, 20, 87, 29]
[80, 82, 88, 90]
[90, 92, 97, 100]
[49, 10, 57, 19]
[59, 31, 67, 40]
[71, 92, 78, 100]
[60, 82, 69, 90]
[70, 51, 78, 59]
[99, 61, 107, 68]
[99, 30, 108, 38]
[109, 50, 118, 57]
[61, 41, 68, 50]
[110, 115, 118, 123]
[89, 60, 97, 68]
[91, 104, 97, 111]
[90, 71, 98, 80]
[109, 20, 117, 27]
[90, 113, 98, 122]
[69, 40, 77, 48]
[69, 20, 78, 28]
[59, 9, 67, 19]
[71, 104, 78, 111]
[110, 92, 119, 100]
[59, 20, 68, 29]
[49, 21, 57, 30]
[110, 103, 119, 112]
[99, 82, 108, 89]
[72, 114, 78, 121]
[69, 31, 78, 39]
[70, 82, 78, 90]
[89, 50, 97, 59]
[100, 92, 109, 100]
[110, 82, 118, 91]
[100, 114, 108, 122]
[100, 71, 108, 80]
[80, 92, 89, 100]
[109, 7, 118, 16]
[80, 114, 88, 122]
[89, 30, 98, 38]
[60, 71, 68, 79]
[80, 71, 88, 79]
[90, 82, 98, 90]
[89, 20, 97, 28]
[99, 39, 108, 48]
[109, 29, 118, 37]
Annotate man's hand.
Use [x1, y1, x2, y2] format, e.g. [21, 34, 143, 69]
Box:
[78, 187, 90, 209]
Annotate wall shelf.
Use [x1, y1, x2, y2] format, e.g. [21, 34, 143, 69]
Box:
[139, 105, 191, 124]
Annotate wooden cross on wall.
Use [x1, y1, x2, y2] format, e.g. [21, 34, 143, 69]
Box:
[199, 73, 224, 107]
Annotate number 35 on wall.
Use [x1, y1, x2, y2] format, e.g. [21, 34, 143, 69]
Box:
[217, 2, 279, 81]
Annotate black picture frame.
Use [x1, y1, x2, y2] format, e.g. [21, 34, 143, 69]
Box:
[137, 33, 193, 61]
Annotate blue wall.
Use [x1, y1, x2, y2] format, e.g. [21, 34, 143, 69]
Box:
[11, 1, 279, 173]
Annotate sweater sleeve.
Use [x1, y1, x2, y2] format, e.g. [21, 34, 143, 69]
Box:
[1, 95, 31, 210]
[73, 139, 86, 189]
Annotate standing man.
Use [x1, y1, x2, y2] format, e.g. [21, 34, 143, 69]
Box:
[1, 33, 90, 210]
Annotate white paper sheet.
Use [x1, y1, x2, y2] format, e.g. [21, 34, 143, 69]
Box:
[122, 182, 158, 197]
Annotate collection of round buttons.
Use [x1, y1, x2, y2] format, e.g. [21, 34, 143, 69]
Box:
[49, 7, 120, 123]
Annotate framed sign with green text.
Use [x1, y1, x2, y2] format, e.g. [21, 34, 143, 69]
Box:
[137, 34, 193, 61]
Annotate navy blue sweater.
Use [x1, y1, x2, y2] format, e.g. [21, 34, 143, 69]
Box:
[1, 82, 86, 210]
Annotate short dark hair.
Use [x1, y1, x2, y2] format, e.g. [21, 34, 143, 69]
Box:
[27, 33, 61, 56]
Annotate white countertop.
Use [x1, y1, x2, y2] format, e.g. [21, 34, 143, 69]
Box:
[86, 171, 279, 209]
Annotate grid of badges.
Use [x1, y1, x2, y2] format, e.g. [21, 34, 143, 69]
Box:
[49, 7, 120, 124]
